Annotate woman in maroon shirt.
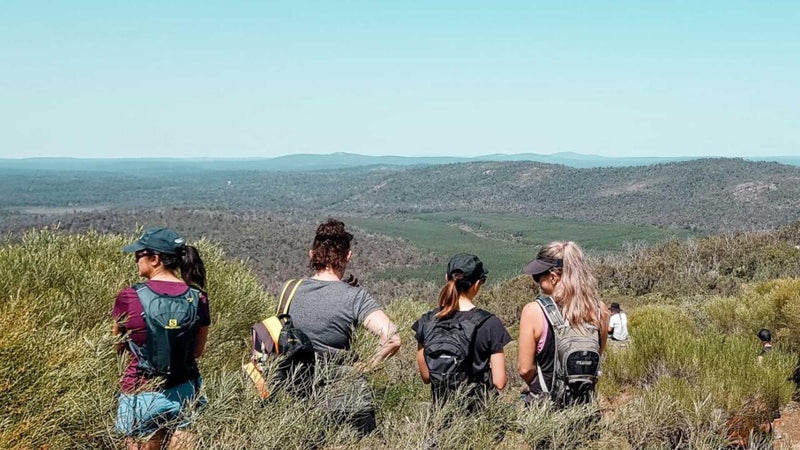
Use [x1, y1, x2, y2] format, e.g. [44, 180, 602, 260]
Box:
[112, 228, 210, 450]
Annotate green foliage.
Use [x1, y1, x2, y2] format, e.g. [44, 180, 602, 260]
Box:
[0, 229, 271, 447]
[603, 305, 796, 426]
[0, 230, 796, 448]
[3, 158, 800, 232]
[598, 226, 800, 296]
[348, 214, 688, 283]
[707, 279, 800, 353]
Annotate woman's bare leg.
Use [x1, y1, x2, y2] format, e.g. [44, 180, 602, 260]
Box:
[139, 429, 168, 450]
[168, 429, 196, 450]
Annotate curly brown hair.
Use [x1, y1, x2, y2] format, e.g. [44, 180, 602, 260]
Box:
[310, 219, 353, 273]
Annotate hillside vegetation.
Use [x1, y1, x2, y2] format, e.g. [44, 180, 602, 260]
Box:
[3, 158, 800, 232]
[1, 230, 798, 449]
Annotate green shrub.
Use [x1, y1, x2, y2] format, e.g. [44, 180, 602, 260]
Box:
[707, 279, 800, 352]
[0, 229, 795, 449]
[603, 304, 796, 428]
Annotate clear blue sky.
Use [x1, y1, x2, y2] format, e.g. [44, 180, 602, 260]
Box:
[1, 1, 798, 158]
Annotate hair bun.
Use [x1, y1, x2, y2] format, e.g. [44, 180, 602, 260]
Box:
[315, 219, 350, 240]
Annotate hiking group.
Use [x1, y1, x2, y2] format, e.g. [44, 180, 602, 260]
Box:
[112, 219, 616, 449]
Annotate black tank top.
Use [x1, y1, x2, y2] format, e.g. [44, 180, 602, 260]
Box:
[529, 310, 556, 396]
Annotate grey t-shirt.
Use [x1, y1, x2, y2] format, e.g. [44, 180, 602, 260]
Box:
[287, 278, 381, 356]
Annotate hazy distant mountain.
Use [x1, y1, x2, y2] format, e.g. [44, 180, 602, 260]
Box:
[3, 157, 799, 231]
[1, 152, 796, 174]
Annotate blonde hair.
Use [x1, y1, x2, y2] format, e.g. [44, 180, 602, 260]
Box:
[538, 241, 604, 328]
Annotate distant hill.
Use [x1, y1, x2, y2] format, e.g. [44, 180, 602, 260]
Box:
[1, 152, 797, 174]
[2, 157, 798, 232]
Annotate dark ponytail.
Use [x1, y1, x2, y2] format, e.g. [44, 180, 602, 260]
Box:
[436, 272, 475, 319]
[161, 245, 206, 289]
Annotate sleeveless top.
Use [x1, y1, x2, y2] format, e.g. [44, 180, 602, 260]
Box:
[529, 304, 556, 396]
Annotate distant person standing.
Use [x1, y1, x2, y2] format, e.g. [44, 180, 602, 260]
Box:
[608, 303, 629, 341]
[112, 228, 210, 450]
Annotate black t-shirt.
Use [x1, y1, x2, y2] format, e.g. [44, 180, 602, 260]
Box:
[412, 308, 512, 383]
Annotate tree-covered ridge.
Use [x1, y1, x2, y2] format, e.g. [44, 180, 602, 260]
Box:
[3, 158, 799, 231]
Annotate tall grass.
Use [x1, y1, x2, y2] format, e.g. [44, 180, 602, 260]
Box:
[0, 229, 796, 449]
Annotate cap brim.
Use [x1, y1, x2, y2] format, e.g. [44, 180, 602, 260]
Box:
[522, 259, 551, 276]
[122, 242, 146, 253]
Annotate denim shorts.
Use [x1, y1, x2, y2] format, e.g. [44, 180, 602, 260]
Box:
[115, 377, 206, 437]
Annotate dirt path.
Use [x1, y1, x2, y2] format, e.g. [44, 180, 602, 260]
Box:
[776, 401, 800, 449]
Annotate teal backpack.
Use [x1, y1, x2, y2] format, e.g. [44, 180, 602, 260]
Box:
[128, 283, 202, 386]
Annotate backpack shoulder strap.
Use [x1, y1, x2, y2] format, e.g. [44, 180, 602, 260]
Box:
[466, 308, 494, 330]
[462, 309, 495, 351]
[536, 296, 566, 328]
[185, 287, 202, 306]
[276, 279, 304, 317]
[132, 283, 158, 314]
[535, 297, 562, 395]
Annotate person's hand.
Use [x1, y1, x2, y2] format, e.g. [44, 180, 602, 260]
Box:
[353, 361, 370, 373]
[343, 274, 360, 287]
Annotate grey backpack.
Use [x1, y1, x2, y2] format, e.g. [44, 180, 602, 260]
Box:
[536, 296, 601, 406]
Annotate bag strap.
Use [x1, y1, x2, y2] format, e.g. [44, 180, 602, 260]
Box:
[535, 297, 562, 395]
[465, 309, 494, 345]
[466, 309, 494, 382]
[536, 296, 566, 328]
[276, 279, 304, 320]
[133, 283, 158, 317]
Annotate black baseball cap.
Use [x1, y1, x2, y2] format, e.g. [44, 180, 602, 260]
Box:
[123, 227, 186, 255]
[447, 253, 488, 283]
[522, 256, 563, 276]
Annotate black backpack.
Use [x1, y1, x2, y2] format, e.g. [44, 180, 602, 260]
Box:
[421, 308, 493, 401]
[244, 279, 316, 399]
[128, 283, 202, 386]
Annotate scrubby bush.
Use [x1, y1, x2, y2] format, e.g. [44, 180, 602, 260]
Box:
[598, 225, 800, 297]
[1, 230, 796, 449]
[706, 279, 800, 356]
[603, 305, 796, 429]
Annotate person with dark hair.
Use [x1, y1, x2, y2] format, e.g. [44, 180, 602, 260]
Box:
[608, 302, 629, 342]
[758, 328, 773, 363]
[283, 218, 401, 435]
[412, 254, 511, 408]
[112, 228, 210, 450]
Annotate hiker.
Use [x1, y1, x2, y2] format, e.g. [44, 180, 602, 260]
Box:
[518, 241, 608, 407]
[112, 228, 209, 450]
[280, 218, 401, 435]
[757, 328, 773, 363]
[412, 254, 512, 409]
[608, 302, 629, 341]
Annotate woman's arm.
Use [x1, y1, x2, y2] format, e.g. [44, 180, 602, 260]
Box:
[518, 302, 542, 385]
[490, 351, 507, 390]
[193, 326, 209, 358]
[416, 344, 430, 384]
[363, 309, 401, 367]
[111, 322, 126, 353]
